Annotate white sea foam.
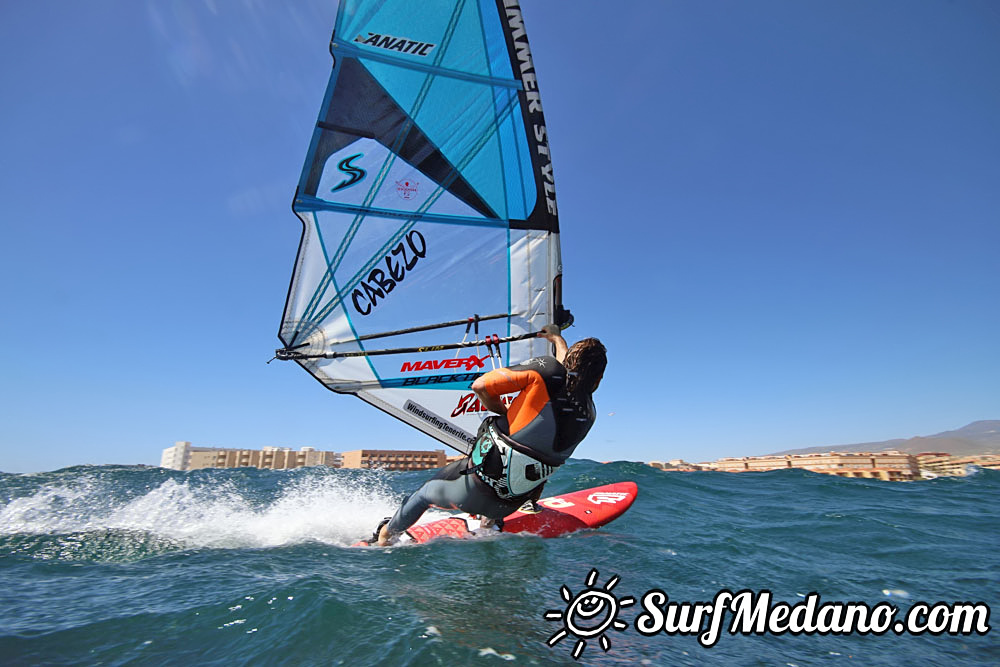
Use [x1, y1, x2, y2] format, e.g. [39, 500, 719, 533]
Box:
[0, 484, 93, 533]
[477, 647, 515, 660]
[0, 470, 406, 549]
[881, 588, 910, 598]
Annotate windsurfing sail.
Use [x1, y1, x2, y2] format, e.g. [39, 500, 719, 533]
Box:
[277, 0, 569, 455]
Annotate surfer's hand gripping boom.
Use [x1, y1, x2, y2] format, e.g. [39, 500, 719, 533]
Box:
[537, 324, 568, 363]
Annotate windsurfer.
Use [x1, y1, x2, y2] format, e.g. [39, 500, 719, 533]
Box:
[373, 328, 607, 546]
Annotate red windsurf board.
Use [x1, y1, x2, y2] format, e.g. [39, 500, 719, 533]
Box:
[353, 481, 637, 546]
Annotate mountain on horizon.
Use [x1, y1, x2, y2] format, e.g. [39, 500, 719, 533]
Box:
[765, 420, 1000, 457]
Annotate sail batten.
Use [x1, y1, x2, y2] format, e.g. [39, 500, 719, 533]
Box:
[279, 0, 565, 455]
[294, 197, 509, 227]
[328, 312, 511, 345]
[278, 328, 539, 361]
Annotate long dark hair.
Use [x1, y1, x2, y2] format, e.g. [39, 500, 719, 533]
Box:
[564, 338, 607, 399]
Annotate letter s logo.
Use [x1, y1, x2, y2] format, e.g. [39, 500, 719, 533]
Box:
[332, 153, 366, 192]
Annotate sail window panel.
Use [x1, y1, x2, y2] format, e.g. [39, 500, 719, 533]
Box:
[493, 85, 534, 221]
[363, 60, 509, 219]
[338, 0, 511, 80]
[339, 0, 469, 69]
[508, 228, 553, 354]
[280, 213, 345, 357]
[313, 353, 380, 387]
[413, 74, 508, 219]
[282, 212, 336, 328]
[352, 219, 509, 383]
[435, 0, 492, 77]
[477, 0, 516, 82]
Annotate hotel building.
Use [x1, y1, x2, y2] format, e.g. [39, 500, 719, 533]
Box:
[160, 441, 341, 471]
[916, 452, 1000, 477]
[340, 449, 447, 470]
[159, 441, 449, 472]
[648, 459, 701, 471]
[705, 451, 920, 481]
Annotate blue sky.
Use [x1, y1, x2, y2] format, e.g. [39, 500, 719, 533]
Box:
[1, 1, 997, 473]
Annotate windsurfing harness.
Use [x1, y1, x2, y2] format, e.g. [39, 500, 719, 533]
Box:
[465, 417, 559, 500]
[473, 355, 597, 463]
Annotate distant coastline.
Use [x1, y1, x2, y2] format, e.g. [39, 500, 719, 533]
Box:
[762, 420, 1000, 458]
[650, 421, 1000, 482]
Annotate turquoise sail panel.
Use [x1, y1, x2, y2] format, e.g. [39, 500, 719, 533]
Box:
[279, 0, 566, 454]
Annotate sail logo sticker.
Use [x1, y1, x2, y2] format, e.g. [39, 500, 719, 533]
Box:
[401, 372, 480, 387]
[587, 492, 629, 505]
[451, 392, 515, 417]
[352, 230, 426, 316]
[332, 153, 366, 192]
[395, 179, 419, 200]
[354, 33, 436, 57]
[403, 400, 474, 444]
[401, 355, 489, 374]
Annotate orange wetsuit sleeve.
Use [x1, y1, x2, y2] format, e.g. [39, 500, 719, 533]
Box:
[478, 367, 551, 438]
[478, 367, 534, 397]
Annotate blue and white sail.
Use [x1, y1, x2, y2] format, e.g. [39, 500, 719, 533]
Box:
[278, 0, 569, 454]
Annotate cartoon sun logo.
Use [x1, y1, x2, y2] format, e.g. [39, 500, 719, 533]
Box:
[544, 569, 635, 660]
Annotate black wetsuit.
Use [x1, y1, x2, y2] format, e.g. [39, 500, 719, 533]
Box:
[383, 356, 595, 538]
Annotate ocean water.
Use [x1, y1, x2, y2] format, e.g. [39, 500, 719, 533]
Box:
[0, 461, 996, 665]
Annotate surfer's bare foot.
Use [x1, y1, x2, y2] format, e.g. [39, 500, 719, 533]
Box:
[376, 523, 392, 546]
